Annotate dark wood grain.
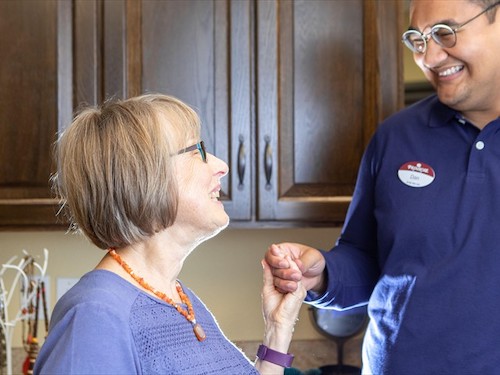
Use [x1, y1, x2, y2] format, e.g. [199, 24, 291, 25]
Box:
[141, 0, 253, 220]
[257, 0, 403, 223]
[0, 0, 63, 228]
[0, 0, 403, 229]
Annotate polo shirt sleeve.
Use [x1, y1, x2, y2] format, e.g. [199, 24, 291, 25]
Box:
[306, 136, 380, 309]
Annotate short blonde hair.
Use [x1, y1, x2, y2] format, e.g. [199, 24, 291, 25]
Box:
[53, 93, 201, 249]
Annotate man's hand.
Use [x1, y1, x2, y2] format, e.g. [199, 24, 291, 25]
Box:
[265, 243, 326, 294]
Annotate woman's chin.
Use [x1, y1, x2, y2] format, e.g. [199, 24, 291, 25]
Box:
[203, 214, 230, 241]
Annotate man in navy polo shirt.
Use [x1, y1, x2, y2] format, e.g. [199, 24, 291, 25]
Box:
[266, 0, 500, 373]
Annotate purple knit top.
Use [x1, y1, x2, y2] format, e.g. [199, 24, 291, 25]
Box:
[34, 270, 259, 374]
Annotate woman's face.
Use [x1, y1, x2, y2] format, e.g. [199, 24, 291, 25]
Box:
[174, 139, 230, 241]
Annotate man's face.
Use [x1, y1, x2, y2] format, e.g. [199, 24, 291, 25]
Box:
[409, 0, 500, 116]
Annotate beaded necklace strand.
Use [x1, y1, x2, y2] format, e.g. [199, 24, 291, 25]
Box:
[108, 249, 206, 342]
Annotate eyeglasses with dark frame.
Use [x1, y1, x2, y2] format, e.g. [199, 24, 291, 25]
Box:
[177, 141, 207, 163]
[402, 1, 500, 54]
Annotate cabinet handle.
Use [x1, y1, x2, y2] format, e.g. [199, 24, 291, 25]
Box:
[264, 136, 272, 190]
[237, 135, 246, 190]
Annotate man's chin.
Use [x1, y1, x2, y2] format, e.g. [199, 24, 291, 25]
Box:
[436, 88, 460, 109]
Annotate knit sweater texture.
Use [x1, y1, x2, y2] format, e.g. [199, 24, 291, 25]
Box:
[34, 270, 258, 375]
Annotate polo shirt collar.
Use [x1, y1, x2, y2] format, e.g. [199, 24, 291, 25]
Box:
[426, 96, 500, 129]
[427, 97, 460, 128]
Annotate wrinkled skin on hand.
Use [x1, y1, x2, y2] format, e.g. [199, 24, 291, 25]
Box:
[261, 254, 307, 328]
[264, 243, 326, 294]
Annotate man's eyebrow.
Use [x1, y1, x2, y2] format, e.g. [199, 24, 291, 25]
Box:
[436, 18, 459, 26]
[407, 17, 459, 32]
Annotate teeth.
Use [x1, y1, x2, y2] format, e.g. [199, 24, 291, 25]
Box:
[439, 66, 463, 77]
[210, 191, 220, 200]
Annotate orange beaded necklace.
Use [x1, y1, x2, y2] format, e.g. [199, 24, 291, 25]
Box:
[108, 249, 206, 342]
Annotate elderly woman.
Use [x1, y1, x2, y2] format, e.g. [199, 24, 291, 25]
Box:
[34, 94, 305, 374]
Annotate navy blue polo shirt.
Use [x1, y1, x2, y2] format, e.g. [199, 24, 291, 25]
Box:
[308, 95, 500, 374]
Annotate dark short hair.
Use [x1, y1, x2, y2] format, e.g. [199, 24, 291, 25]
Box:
[409, 0, 499, 22]
[470, 0, 499, 22]
[53, 93, 201, 249]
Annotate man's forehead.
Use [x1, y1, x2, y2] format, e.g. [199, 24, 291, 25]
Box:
[409, 0, 479, 29]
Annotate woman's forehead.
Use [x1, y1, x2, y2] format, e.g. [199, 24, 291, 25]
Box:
[157, 110, 199, 145]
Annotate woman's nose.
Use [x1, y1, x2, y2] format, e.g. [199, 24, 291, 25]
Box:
[209, 153, 229, 177]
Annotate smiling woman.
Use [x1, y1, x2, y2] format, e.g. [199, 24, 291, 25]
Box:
[54, 94, 198, 249]
[33, 93, 306, 375]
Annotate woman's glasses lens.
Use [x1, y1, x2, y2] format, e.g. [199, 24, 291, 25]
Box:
[177, 141, 208, 163]
[198, 141, 207, 163]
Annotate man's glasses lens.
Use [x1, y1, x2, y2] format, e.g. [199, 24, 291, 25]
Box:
[402, 25, 457, 54]
[402, 31, 427, 53]
[432, 26, 456, 46]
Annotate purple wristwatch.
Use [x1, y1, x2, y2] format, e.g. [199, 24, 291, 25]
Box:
[256, 344, 294, 368]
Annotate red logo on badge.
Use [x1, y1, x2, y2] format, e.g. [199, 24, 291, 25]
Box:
[398, 161, 435, 188]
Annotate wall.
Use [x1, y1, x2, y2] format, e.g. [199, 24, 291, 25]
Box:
[403, 47, 426, 83]
[1, 227, 341, 349]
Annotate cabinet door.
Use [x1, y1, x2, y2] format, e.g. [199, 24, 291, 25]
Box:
[0, 0, 402, 229]
[0, 0, 72, 228]
[73, 0, 141, 106]
[0, 0, 138, 229]
[140, 0, 253, 221]
[256, 0, 402, 224]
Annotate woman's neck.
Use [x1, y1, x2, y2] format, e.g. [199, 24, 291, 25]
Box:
[96, 231, 191, 301]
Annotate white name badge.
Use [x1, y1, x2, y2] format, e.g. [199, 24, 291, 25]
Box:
[398, 161, 435, 188]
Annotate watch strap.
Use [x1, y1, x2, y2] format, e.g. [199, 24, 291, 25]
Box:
[256, 344, 294, 368]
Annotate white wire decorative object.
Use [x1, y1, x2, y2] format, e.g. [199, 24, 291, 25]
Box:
[0, 249, 49, 375]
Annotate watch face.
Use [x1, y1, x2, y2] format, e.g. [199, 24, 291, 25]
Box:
[311, 306, 367, 338]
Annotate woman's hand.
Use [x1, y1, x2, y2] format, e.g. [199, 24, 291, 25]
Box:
[257, 255, 306, 374]
[261, 254, 306, 330]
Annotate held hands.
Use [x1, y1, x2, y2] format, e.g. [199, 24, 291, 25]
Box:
[258, 243, 326, 373]
[264, 243, 326, 294]
[261, 255, 306, 331]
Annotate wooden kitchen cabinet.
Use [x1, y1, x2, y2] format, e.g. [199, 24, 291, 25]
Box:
[0, 0, 137, 228]
[135, 0, 404, 226]
[256, 0, 403, 223]
[0, 0, 65, 229]
[139, 0, 253, 221]
[0, 0, 403, 229]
